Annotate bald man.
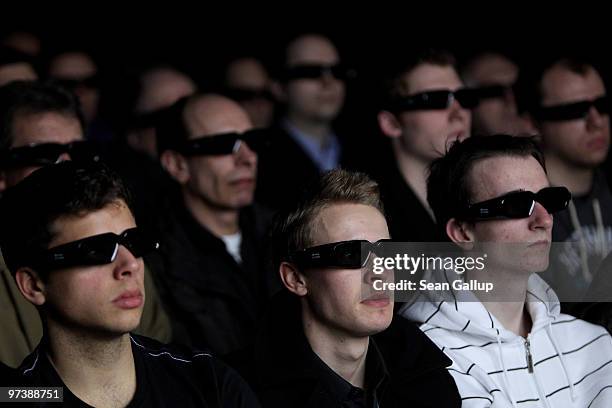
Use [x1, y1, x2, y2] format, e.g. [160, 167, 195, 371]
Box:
[128, 66, 197, 158]
[155, 94, 275, 355]
[256, 33, 356, 210]
[224, 57, 275, 128]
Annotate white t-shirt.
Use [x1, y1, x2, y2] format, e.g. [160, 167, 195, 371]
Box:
[221, 232, 242, 264]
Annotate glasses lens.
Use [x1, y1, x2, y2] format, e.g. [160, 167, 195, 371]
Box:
[501, 192, 535, 218]
[75, 235, 119, 265]
[5, 144, 66, 167]
[454, 89, 480, 109]
[121, 228, 158, 258]
[332, 241, 363, 268]
[536, 187, 571, 214]
[537, 101, 592, 121]
[473, 85, 508, 100]
[182, 133, 239, 156]
[285, 65, 324, 80]
[594, 96, 611, 115]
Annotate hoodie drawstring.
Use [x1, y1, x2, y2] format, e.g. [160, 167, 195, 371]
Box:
[592, 198, 606, 257]
[495, 334, 518, 408]
[546, 323, 576, 402]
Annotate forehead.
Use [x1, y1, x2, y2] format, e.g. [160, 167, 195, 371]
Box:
[184, 97, 252, 138]
[467, 155, 549, 203]
[50, 52, 96, 77]
[540, 64, 606, 105]
[226, 59, 268, 88]
[286, 36, 339, 66]
[311, 203, 389, 246]
[11, 111, 83, 148]
[48, 200, 136, 248]
[464, 54, 518, 86]
[401, 63, 463, 95]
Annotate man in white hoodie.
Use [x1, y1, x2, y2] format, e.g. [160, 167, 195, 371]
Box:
[400, 135, 612, 407]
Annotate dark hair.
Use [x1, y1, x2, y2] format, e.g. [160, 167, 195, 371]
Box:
[380, 48, 457, 108]
[0, 80, 85, 150]
[0, 161, 133, 275]
[271, 169, 384, 272]
[427, 135, 545, 230]
[515, 57, 600, 115]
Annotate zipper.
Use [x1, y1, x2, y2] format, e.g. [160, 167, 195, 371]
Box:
[524, 338, 534, 373]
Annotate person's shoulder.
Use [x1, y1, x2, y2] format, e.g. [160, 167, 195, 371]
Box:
[130, 334, 214, 367]
[131, 335, 261, 407]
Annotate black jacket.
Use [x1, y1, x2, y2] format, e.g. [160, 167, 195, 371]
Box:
[15, 334, 260, 407]
[0, 361, 16, 385]
[238, 293, 461, 408]
[373, 161, 444, 243]
[154, 198, 277, 355]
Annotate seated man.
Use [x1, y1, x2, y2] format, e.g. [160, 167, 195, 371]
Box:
[0, 81, 170, 367]
[155, 94, 276, 354]
[0, 161, 260, 407]
[242, 169, 460, 407]
[401, 135, 612, 407]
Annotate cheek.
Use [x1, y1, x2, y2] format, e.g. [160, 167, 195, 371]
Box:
[288, 83, 318, 104]
[542, 123, 584, 148]
[46, 272, 106, 311]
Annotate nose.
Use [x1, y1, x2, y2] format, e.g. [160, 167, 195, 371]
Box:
[449, 97, 471, 124]
[234, 140, 258, 167]
[529, 202, 553, 231]
[586, 106, 607, 131]
[56, 152, 72, 163]
[112, 245, 143, 280]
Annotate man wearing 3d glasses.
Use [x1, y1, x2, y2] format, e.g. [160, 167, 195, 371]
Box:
[460, 51, 535, 137]
[239, 169, 460, 407]
[155, 93, 275, 355]
[401, 135, 612, 407]
[521, 58, 612, 300]
[0, 80, 171, 368]
[376, 49, 473, 242]
[256, 33, 355, 211]
[0, 161, 261, 407]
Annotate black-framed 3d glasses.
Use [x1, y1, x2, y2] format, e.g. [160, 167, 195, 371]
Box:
[173, 128, 270, 156]
[472, 84, 513, 101]
[288, 239, 393, 269]
[0, 141, 99, 169]
[387, 89, 479, 113]
[461, 186, 571, 221]
[32, 228, 159, 271]
[534, 96, 610, 121]
[283, 64, 355, 82]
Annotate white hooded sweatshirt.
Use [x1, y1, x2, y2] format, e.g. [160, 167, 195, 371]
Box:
[400, 272, 612, 407]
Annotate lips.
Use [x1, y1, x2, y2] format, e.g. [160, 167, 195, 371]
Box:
[113, 289, 143, 309]
[361, 294, 391, 308]
[586, 137, 608, 150]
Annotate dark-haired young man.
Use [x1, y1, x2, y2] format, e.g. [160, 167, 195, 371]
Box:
[0, 80, 170, 367]
[401, 135, 612, 407]
[0, 161, 260, 407]
[376, 49, 473, 242]
[242, 169, 461, 407]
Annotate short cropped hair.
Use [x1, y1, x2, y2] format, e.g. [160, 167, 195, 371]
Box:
[515, 57, 600, 115]
[427, 135, 545, 230]
[0, 80, 85, 150]
[0, 161, 133, 276]
[272, 169, 384, 270]
[380, 49, 457, 108]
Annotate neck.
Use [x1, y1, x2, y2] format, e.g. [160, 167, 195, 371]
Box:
[544, 153, 594, 195]
[286, 114, 333, 144]
[393, 147, 434, 219]
[182, 190, 240, 237]
[302, 304, 369, 388]
[46, 324, 136, 407]
[467, 267, 532, 337]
